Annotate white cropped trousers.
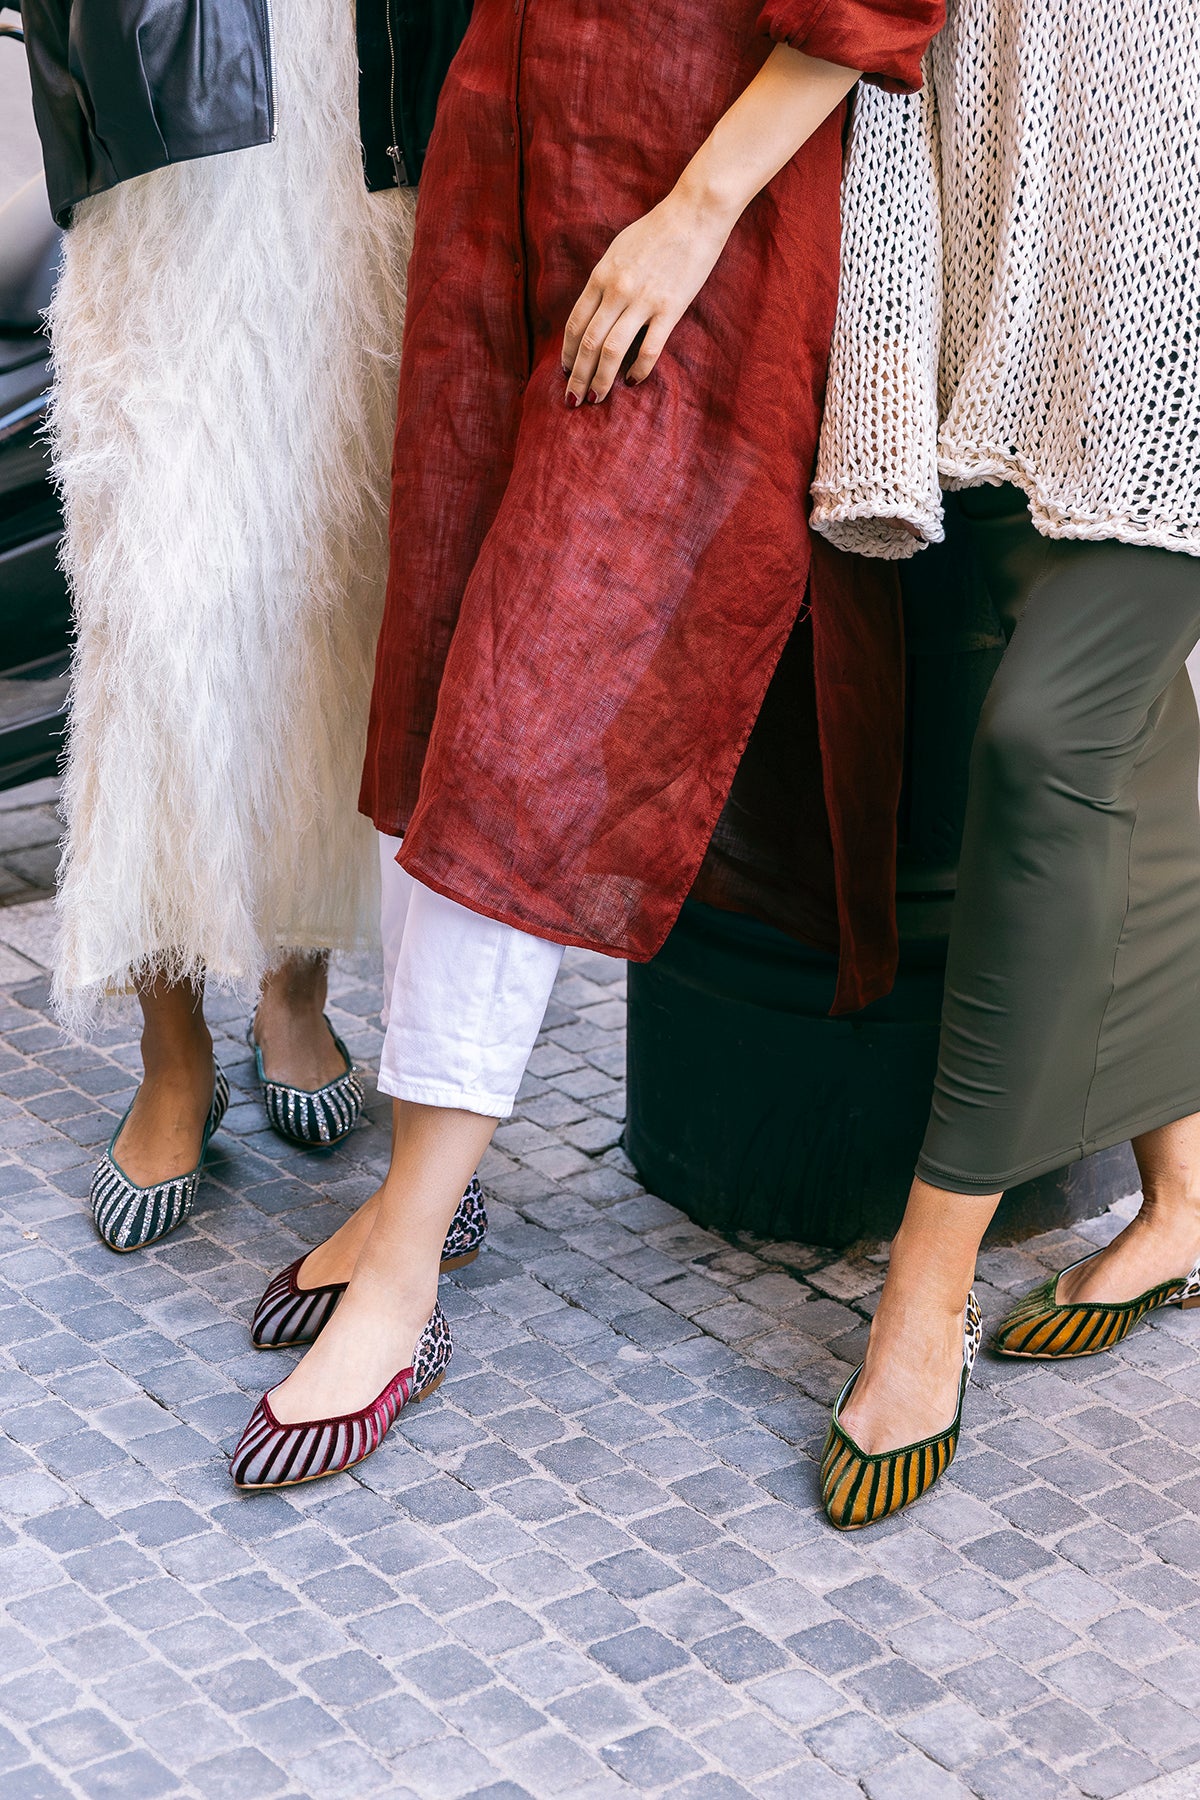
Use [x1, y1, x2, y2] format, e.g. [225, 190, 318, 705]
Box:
[377, 834, 565, 1118]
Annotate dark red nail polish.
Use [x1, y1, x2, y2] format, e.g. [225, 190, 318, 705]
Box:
[566, 392, 579, 409]
[624, 373, 638, 386]
[587, 391, 600, 405]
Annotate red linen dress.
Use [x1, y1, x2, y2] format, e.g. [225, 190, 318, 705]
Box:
[360, 0, 944, 1009]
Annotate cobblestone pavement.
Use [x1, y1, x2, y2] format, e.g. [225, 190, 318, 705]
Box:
[2, 794, 1200, 1799]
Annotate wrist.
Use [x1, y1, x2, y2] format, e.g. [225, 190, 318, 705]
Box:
[670, 155, 748, 237]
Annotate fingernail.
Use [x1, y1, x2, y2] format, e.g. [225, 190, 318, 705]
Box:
[587, 391, 600, 405]
[566, 392, 579, 409]
[624, 373, 638, 386]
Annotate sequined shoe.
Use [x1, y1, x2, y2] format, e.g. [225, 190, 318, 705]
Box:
[821, 1291, 983, 1531]
[250, 1177, 488, 1349]
[91, 1064, 230, 1253]
[248, 1017, 364, 1147]
[993, 1250, 1200, 1359]
[229, 1303, 453, 1489]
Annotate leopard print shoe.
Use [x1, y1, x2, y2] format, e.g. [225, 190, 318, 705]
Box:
[229, 1303, 453, 1490]
[249, 1178, 487, 1349]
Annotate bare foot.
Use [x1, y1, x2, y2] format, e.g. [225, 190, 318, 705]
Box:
[838, 1295, 968, 1455]
[112, 1045, 216, 1187]
[254, 952, 347, 1092]
[269, 1270, 433, 1423]
[296, 1193, 381, 1289]
[1057, 1205, 1200, 1306]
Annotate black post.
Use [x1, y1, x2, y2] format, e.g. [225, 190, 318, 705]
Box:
[625, 498, 1138, 1248]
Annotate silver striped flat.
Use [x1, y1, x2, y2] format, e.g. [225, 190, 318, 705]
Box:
[230, 1302, 453, 1489]
[91, 1064, 230, 1253]
[248, 1017, 365, 1147]
[250, 1177, 487, 1349]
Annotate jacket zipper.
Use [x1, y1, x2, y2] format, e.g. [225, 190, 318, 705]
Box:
[383, 0, 407, 183]
[257, 0, 277, 139]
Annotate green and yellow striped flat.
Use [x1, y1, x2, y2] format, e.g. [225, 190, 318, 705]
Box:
[993, 1251, 1200, 1360]
[821, 1292, 983, 1532]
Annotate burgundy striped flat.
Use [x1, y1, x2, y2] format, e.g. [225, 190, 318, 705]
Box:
[229, 1302, 453, 1490]
[250, 1177, 487, 1350]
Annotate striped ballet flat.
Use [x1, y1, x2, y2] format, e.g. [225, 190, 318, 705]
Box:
[248, 1017, 364, 1147]
[250, 1177, 488, 1349]
[993, 1251, 1200, 1360]
[91, 1064, 230, 1253]
[821, 1291, 983, 1531]
[229, 1302, 453, 1489]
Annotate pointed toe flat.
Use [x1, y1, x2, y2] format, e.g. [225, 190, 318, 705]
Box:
[230, 1302, 453, 1490]
[248, 1017, 365, 1148]
[821, 1291, 983, 1531]
[91, 1064, 230, 1253]
[993, 1250, 1200, 1359]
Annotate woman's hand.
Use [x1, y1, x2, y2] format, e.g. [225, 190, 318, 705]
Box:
[561, 45, 860, 407]
[562, 189, 736, 405]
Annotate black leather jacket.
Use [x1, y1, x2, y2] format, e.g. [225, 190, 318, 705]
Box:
[19, 0, 471, 226]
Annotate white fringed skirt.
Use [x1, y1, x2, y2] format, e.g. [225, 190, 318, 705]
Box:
[46, 0, 411, 1031]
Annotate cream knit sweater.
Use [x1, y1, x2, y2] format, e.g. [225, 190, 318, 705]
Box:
[811, 1, 1200, 561]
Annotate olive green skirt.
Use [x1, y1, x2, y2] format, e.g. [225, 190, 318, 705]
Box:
[918, 487, 1200, 1196]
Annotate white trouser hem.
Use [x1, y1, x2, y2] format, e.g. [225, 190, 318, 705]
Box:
[375, 1068, 517, 1120]
[377, 832, 563, 1119]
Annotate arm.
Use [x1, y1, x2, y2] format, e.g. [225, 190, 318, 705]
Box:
[810, 70, 944, 558]
[562, 46, 860, 406]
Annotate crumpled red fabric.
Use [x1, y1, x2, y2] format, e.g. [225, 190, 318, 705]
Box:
[360, 0, 943, 1008]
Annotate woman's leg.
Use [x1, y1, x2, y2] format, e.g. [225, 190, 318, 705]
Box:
[293, 834, 417, 1287]
[253, 952, 350, 1091]
[843, 525, 1200, 1454]
[270, 860, 564, 1421]
[110, 975, 217, 1185]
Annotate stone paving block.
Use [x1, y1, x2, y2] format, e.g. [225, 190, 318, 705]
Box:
[804, 1710, 909, 1777]
[599, 1724, 704, 1787]
[591, 1626, 689, 1685]
[1071, 1745, 1160, 1798]
[946, 1653, 1047, 1719]
[861, 1754, 973, 1799]
[1103, 1691, 1200, 1759]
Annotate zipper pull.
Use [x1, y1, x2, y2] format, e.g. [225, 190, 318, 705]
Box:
[387, 144, 409, 186]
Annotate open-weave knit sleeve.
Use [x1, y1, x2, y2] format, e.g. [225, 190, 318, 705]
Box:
[758, 0, 944, 93]
[810, 71, 943, 560]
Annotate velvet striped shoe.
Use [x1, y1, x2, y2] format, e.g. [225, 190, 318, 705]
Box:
[821, 1291, 983, 1531]
[229, 1302, 453, 1489]
[248, 1017, 364, 1148]
[249, 1177, 488, 1349]
[91, 1064, 230, 1253]
[993, 1250, 1200, 1360]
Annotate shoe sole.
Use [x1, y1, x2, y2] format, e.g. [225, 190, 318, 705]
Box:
[231, 1370, 448, 1491]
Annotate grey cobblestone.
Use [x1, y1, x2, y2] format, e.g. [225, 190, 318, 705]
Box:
[0, 853, 1197, 1796]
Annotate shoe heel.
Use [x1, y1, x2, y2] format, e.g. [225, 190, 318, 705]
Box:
[413, 1369, 447, 1403]
[1181, 1295, 1200, 1311]
[439, 1247, 480, 1272]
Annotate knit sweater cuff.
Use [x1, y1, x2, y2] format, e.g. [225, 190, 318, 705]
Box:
[758, 0, 945, 93]
[810, 489, 945, 560]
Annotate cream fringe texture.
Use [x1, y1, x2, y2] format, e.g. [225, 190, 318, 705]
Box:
[812, 1, 1200, 561]
[47, 0, 412, 1031]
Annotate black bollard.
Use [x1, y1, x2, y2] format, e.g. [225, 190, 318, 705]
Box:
[625, 497, 1139, 1249]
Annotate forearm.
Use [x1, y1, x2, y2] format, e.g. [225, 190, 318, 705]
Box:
[675, 46, 862, 231]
